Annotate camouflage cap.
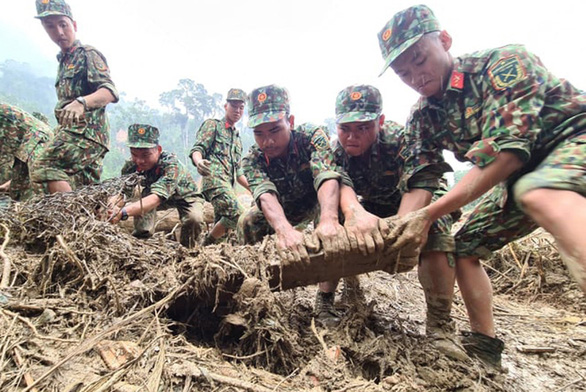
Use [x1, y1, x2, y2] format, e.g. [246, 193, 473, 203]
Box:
[32, 112, 50, 125]
[127, 124, 159, 148]
[226, 88, 247, 102]
[378, 4, 440, 76]
[247, 85, 290, 128]
[35, 0, 73, 20]
[335, 85, 383, 124]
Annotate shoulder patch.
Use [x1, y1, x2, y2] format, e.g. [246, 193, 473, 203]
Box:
[93, 56, 108, 72]
[311, 128, 330, 151]
[487, 55, 526, 91]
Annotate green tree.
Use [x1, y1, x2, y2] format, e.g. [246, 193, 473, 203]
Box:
[0, 60, 56, 125]
[159, 79, 223, 164]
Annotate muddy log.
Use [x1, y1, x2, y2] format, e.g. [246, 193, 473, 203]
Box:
[266, 229, 415, 291]
[266, 250, 409, 291]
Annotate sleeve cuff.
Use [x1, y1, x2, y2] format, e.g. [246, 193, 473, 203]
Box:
[465, 136, 530, 167]
[97, 83, 119, 102]
[399, 162, 452, 193]
[253, 181, 279, 205]
[313, 171, 341, 191]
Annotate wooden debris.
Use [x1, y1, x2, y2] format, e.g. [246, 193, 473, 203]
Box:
[95, 340, 141, 370]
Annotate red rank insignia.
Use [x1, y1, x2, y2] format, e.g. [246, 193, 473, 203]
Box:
[450, 71, 464, 89]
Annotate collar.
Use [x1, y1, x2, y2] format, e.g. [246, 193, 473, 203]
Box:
[57, 40, 82, 62]
[222, 116, 234, 130]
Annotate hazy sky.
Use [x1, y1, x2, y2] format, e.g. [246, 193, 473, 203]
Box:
[2, 0, 585, 126]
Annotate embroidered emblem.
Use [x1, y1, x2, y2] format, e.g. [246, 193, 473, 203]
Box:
[382, 28, 392, 41]
[465, 106, 481, 119]
[67, 64, 75, 69]
[94, 58, 108, 72]
[311, 129, 329, 151]
[257, 92, 267, 103]
[137, 128, 146, 135]
[488, 55, 526, 91]
[350, 92, 362, 101]
[42, 0, 50, 4]
[450, 71, 464, 89]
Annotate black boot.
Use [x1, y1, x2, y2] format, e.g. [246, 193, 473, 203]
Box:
[314, 291, 340, 328]
[201, 233, 217, 246]
[461, 331, 505, 368]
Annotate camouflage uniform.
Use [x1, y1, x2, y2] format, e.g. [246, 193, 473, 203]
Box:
[333, 123, 456, 254]
[122, 124, 204, 247]
[31, 0, 119, 189]
[238, 85, 351, 244]
[189, 89, 247, 230]
[0, 103, 54, 200]
[378, 8, 586, 259]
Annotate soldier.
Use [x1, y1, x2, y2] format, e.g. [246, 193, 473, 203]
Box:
[108, 124, 205, 248]
[332, 84, 466, 360]
[0, 103, 54, 201]
[31, 0, 118, 193]
[238, 84, 386, 326]
[190, 88, 250, 246]
[377, 5, 586, 366]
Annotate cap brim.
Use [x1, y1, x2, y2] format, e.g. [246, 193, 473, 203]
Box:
[127, 142, 158, 148]
[248, 111, 287, 128]
[378, 34, 424, 77]
[35, 11, 70, 19]
[336, 112, 380, 124]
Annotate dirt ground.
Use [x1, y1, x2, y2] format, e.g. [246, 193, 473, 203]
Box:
[0, 186, 584, 391]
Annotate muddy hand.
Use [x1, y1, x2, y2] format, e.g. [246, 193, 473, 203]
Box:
[57, 101, 85, 127]
[387, 208, 431, 253]
[315, 220, 350, 260]
[276, 228, 309, 265]
[196, 159, 212, 176]
[344, 209, 385, 256]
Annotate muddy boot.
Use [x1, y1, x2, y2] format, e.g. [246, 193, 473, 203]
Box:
[341, 276, 365, 306]
[461, 331, 504, 368]
[426, 297, 468, 361]
[314, 291, 340, 328]
[201, 233, 217, 246]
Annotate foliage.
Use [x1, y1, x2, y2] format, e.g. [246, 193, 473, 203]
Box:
[0, 60, 57, 126]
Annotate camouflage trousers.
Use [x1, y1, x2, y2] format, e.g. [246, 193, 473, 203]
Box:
[202, 184, 244, 230]
[237, 200, 319, 245]
[9, 158, 48, 201]
[0, 156, 11, 184]
[8, 135, 52, 201]
[455, 132, 586, 258]
[30, 129, 106, 189]
[132, 195, 205, 248]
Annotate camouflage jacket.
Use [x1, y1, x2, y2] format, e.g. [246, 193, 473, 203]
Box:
[402, 44, 586, 192]
[189, 117, 244, 191]
[121, 151, 201, 204]
[242, 123, 352, 213]
[55, 40, 119, 148]
[0, 103, 54, 163]
[333, 120, 405, 206]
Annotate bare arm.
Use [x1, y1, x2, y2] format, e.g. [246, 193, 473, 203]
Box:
[110, 194, 162, 224]
[397, 188, 433, 216]
[339, 184, 385, 255]
[83, 87, 117, 110]
[317, 179, 340, 225]
[237, 175, 251, 193]
[259, 192, 308, 263]
[59, 87, 116, 126]
[427, 152, 523, 221]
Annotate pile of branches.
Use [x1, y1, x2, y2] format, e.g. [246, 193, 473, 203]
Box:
[485, 229, 585, 312]
[0, 179, 505, 391]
